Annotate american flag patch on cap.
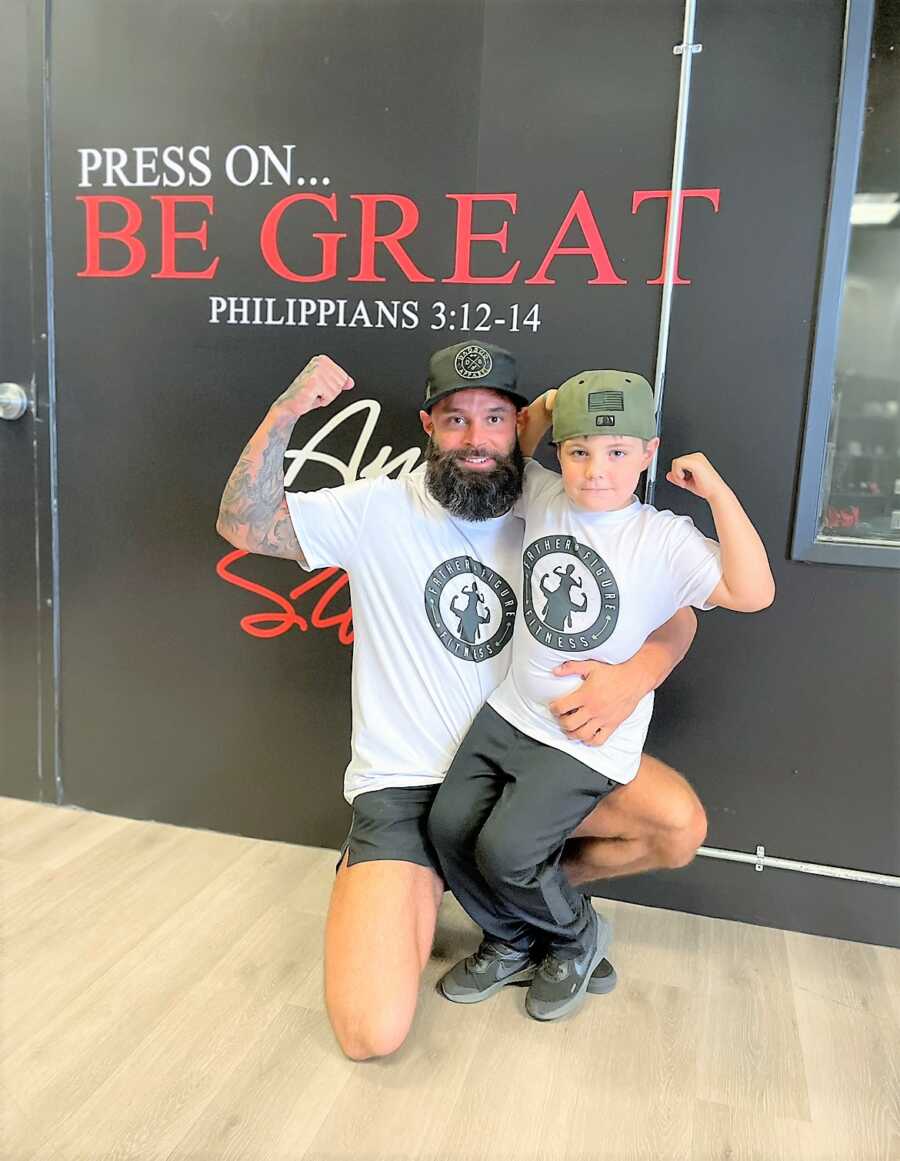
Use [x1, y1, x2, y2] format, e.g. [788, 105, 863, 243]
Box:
[587, 390, 625, 412]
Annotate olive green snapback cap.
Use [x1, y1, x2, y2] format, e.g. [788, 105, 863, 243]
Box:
[552, 369, 657, 443]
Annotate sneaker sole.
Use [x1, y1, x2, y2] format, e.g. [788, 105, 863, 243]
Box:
[525, 915, 612, 1021]
[586, 958, 618, 995]
[438, 962, 537, 1004]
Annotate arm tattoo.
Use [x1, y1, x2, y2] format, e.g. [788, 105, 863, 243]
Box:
[218, 416, 307, 562]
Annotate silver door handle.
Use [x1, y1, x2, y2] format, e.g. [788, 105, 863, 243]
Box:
[0, 383, 28, 420]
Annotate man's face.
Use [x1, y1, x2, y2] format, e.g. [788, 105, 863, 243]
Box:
[419, 388, 526, 520]
[420, 388, 520, 464]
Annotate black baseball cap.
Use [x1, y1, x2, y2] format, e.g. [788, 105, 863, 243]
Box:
[421, 341, 529, 412]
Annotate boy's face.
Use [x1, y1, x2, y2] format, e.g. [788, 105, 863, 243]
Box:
[557, 434, 659, 512]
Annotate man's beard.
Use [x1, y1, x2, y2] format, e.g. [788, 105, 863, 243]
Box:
[425, 437, 525, 521]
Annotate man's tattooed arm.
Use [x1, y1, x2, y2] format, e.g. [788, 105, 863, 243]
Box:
[217, 407, 306, 560]
[216, 355, 355, 561]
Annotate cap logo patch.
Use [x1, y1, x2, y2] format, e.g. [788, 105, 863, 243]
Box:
[588, 390, 624, 412]
[455, 345, 493, 380]
[595, 415, 616, 427]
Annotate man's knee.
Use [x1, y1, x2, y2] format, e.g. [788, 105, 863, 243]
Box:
[328, 1002, 413, 1062]
[655, 799, 708, 869]
[324, 858, 435, 1062]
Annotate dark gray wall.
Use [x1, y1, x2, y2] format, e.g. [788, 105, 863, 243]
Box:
[46, 0, 684, 837]
[4, 0, 896, 945]
[598, 0, 899, 942]
[1, 0, 51, 803]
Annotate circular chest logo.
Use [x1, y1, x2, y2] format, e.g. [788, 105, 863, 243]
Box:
[522, 535, 619, 651]
[454, 344, 493, 380]
[424, 556, 516, 663]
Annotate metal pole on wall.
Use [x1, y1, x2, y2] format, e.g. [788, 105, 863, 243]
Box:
[698, 844, 900, 887]
[645, 0, 702, 506]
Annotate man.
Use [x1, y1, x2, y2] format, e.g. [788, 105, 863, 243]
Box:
[216, 343, 705, 1060]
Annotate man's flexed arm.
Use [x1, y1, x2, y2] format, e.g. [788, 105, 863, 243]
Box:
[216, 355, 354, 558]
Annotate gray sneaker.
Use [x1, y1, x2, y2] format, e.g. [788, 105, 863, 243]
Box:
[438, 938, 537, 1004]
[510, 956, 618, 995]
[525, 908, 612, 1021]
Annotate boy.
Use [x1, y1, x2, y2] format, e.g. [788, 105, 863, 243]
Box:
[427, 370, 775, 1022]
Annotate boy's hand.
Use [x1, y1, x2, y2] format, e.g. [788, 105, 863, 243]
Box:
[273, 355, 354, 420]
[666, 453, 728, 502]
[518, 388, 557, 457]
[523, 388, 557, 424]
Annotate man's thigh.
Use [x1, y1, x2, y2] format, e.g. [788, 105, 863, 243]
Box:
[568, 752, 705, 842]
[325, 853, 443, 1059]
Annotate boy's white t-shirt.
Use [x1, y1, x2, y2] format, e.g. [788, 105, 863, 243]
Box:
[488, 460, 723, 784]
[285, 467, 522, 803]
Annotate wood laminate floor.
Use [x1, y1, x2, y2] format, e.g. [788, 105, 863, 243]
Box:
[1, 797, 897, 1161]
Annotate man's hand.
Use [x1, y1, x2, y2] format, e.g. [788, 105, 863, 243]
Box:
[549, 658, 649, 746]
[273, 355, 354, 421]
[547, 609, 697, 746]
[217, 354, 354, 560]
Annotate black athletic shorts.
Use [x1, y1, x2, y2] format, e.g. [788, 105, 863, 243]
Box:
[336, 784, 443, 876]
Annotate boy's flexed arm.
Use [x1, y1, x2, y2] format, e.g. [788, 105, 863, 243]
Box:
[216, 355, 354, 559]
[666, 453, 775, 612]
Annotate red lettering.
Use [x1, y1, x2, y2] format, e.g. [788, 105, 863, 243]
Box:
[348, 194, 435, 283]
[76, 195, 146, 277]
[216, 550, 353, 645]
[525, 190, 627, 286]
[295, 570, 353, 644]
[151, 195, 219, 279]
[631, 188, 721, 285]
[259, 193, 346, 282]
[443, 194, 520, 284]
[216, 549, 308, 637]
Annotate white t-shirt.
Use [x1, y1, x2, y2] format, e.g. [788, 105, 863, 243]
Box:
[488, 461, 723, 784]
[286, 467, 522, 803]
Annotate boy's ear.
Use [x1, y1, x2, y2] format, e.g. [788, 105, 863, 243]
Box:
[643, 436, 660, 465]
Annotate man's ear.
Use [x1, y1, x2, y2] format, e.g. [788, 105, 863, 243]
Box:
[419, 409, 434, 437]
[515, 406, 529, 435]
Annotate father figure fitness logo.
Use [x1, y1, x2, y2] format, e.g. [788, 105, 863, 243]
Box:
[523, 535, 620, 651]
[424, 556, 516, 662]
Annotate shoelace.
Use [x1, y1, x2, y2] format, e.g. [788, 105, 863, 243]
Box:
[468, 940, 523, 972]
[537, 954, 570, 983]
